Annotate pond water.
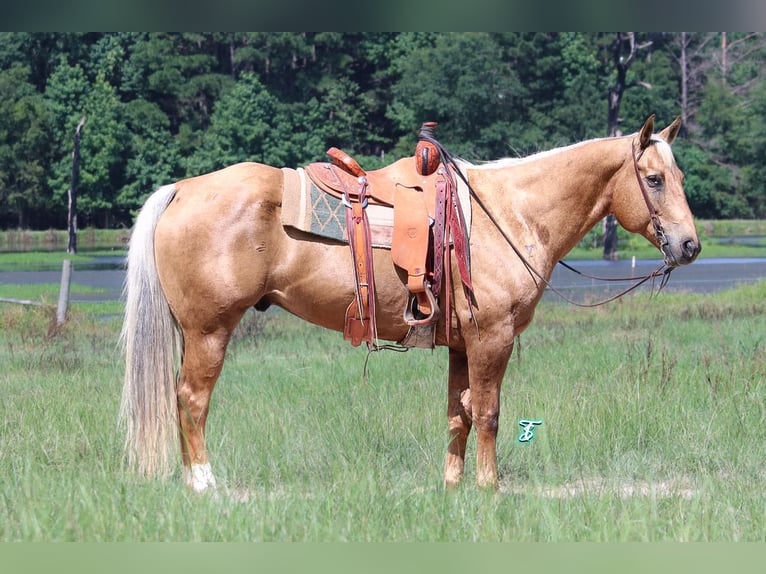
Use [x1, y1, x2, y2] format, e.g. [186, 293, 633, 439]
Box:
[2, 255, 765, 304]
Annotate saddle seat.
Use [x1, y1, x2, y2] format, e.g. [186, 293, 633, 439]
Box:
[306, 149, 438, 212]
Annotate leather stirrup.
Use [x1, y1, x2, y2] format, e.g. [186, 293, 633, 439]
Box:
[403, 285, 440, 326]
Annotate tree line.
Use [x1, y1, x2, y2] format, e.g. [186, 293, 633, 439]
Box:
[1, 32, 765, 231]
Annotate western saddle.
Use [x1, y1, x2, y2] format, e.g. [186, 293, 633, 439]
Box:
[305, 122, 473, 349]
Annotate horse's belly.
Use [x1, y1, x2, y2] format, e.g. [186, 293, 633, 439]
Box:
[268, 239, 412, 341]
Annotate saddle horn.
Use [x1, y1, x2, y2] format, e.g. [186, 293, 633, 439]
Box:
[415, 122, 441, 176]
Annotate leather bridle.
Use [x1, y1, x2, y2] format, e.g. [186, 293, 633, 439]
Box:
[464, 137, 674, 308]
[632, 139, 671, 262]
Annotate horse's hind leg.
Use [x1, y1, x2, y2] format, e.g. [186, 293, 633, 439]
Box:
[177, 327, 232, 492]
[444, 349, 472, 488]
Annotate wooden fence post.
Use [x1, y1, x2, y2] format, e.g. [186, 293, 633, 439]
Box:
[56, 259, 73, 327]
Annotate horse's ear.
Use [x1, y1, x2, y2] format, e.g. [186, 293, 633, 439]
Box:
[638, 114, 656, 149]
[659, 116, 682, 145]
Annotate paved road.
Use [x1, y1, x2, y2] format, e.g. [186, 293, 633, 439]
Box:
[1, 256, 765, 304]
[0, 256, 126, 303]
[543, 256, 766, 302]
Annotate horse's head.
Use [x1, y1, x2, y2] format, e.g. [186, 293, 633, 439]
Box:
[611, 115, 701, 267]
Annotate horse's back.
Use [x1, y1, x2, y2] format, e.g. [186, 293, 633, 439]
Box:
[169, 162, 283, 215]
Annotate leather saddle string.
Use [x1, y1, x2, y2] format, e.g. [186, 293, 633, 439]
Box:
[445, 168, 473, 294]
[431, 177, 448, 299]
[358, 179, 378, 342]
[341, 170, 378, 343]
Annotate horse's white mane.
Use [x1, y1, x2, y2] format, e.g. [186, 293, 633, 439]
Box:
[461, 133, 674, 171]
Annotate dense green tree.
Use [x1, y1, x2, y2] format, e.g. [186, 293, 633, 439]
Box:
[76, 73, 130, 227]
[186, 72, 291, 174]
[117, 99, 182, 219]
[45, 60, 131, 228]
[389, 32, 524, 160]
[122, 33, 234, 143]
[674, 140, 736, 219]
[734, 77, 766, 218]
[0, 64, 51, 228]
[695, 78, 761, 218]
[553, 32, 605, 142]
[0, 32, 764, 229]
[622, 37, 681, 130]
[43, 58, 90, 227]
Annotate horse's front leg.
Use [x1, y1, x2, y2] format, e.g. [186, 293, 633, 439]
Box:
[177, 328, 231, 493]
[444, 349, 472, 488]
[467, 342, 513, 489]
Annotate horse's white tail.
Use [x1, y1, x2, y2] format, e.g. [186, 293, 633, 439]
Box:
[119, 184, 182, 478]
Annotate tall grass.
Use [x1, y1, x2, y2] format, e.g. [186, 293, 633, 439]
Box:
[1, 282, 765, 541]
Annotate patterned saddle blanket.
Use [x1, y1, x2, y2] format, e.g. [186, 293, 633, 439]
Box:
[279, 165, 471, 248]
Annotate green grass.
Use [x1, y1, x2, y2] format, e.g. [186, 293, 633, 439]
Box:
[696, 219, 766, 237]
[0, 282, 107, 301]
[567, 241, 766, 260]
[0, 281, 122, 317]
[1, 283, 765, 541]
[0, 249, 126, 272]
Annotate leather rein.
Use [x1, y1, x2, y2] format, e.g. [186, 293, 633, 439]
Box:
[458, 137, 675, 308]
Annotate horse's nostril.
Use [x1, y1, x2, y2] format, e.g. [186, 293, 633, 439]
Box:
[683, 239, 700, 259]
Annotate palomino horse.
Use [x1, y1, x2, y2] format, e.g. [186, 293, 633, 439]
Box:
[120, 115, 700, 492]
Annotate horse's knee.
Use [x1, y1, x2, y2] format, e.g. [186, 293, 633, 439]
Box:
[459, 389, 472, 420]
[473, 409, 499, 436]
[448, 388, 473, 431]
[444, 389, 473, 489]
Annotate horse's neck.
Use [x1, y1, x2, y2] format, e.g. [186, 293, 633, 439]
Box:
[470, 137, 628, 263]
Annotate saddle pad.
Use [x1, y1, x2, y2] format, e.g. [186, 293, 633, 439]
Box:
[280, 167, 472, 249]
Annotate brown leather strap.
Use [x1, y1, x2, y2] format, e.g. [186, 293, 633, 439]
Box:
[341, 175, 378, 348]
[431, 176, 448, 298]
[443, 167, 473, 295]
[439, 167, 474, 343]
[632, 141, 669, 257]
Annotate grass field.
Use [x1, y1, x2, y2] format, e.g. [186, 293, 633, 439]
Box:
[1, 278, 765, 541]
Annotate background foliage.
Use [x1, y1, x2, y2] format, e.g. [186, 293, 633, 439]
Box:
[1, 32, 765, 229]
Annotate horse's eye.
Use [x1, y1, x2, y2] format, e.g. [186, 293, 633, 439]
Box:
[646, 174, 663, 189]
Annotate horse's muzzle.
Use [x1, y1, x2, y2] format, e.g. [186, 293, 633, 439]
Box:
[665, 236, 701, 267]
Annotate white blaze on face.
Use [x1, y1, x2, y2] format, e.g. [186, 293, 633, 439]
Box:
[184, 463, 217, 492]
